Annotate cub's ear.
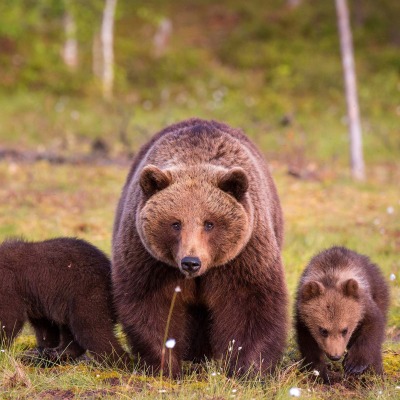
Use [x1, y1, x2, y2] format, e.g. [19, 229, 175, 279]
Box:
[301, 281, 325, 302]
[218, 167, 249, 201]
[342, 279, 359, 299]
[140, 165, 172, 198]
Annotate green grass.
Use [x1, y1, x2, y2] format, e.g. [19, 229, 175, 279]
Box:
[0, 161, 399, 399]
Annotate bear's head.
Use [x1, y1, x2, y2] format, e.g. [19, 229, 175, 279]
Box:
[136, 164, 253, 278]
[299, 279, 364, 361]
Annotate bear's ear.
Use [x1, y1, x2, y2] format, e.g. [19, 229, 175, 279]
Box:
[218, 167, 249, 201]
[342, 279, 359, 299]
[301, 281, 325, 302]
[140, 165, 172, 198]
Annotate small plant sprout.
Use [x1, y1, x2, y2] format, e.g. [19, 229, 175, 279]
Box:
[165, 338, 176, 349]
[289, 387, 301, 397]
[390, 273, 396, 281]
[160, 287, 181, 381]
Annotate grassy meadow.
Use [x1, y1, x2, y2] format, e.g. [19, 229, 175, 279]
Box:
[0, 155, 399, 399]
[0, 0, 400, 398]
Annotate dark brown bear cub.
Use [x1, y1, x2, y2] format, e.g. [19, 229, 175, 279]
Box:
[0, 238, 129, 367]
[113, 118, 288, 377]
[295, 246, 389, 383]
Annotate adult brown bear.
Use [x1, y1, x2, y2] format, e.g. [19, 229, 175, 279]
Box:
[0, 237, 129, 367]
[112, 118, 287, 376]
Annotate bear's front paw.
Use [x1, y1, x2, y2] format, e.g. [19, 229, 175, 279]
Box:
[343, 350, 370, 375]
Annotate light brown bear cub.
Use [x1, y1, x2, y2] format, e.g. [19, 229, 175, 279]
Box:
[295, 246, 389, 383]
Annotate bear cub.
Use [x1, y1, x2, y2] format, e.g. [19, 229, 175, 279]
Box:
[0, 237, 129, 367]
[295, 246, 389, 383]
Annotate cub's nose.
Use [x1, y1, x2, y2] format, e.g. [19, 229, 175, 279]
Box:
[180, 256, 201, 275]
[327, 354, 342, 361]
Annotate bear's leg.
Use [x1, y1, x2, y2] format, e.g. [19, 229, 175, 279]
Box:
[185, 304, 212, 362]
[206, 280, 287, 378]
[295, 315, 329, 383]
[29, 317, 60, 350]
[343, 303, 385, 376]
[40, 325, 85, 363]
[0, 309, 25, 348]
[120, 291, 189, 377]
[68, 302, 130, 368]
[0, 278, 25, 347]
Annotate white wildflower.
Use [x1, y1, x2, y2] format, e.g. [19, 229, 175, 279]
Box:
[289, 387, 301, 397]
[211, 372, 217, 376]
[232, 389, 237, 393]
[312, 370, 320, 376]
[238, 347, 242, 351]
[175, 286, 182, 292]
[0, 349, 5, 353]
[390, 273, 396, 281]
[165, 338, 176, 349]
[158, 389, 167, 393]
[387, 206, 394, 214]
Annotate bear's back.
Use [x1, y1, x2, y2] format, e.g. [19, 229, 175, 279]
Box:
[0, 238, 111, 300]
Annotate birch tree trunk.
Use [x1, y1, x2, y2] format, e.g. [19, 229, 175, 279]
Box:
[62, 1, 78, 70]
[101, 0, 117, 100]
[92, 31, 102, 79]
[287, 0, 302, 8]
[335, 0, 365, 181]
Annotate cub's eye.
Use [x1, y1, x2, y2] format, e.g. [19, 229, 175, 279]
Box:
[204, 221, 214, 232]
[171, 222, 181, 231]
[319, 327, 329, 337]
[341, 328, 348, 336]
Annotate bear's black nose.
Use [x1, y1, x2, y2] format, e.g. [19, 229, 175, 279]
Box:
[180, 256, 201, 274]
[327, 354, 341, 361]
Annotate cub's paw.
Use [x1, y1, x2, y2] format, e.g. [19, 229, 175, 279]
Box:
[343, 350, 370, 375]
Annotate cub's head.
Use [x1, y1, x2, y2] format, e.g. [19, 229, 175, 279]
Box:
[136, 164, 253, 278]
[299, 279, 364, 361]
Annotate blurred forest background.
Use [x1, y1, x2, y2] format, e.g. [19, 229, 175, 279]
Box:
[1, 0, 399, 170]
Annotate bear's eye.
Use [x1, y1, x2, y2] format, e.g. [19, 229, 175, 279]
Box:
[341, 328, 348, 336]
[204, 221, 214, 232]
[319, 327, 329, 337]
[171, 222, 181, 231]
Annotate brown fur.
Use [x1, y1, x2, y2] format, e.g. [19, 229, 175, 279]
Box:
[295, 246, 389, 383]
[112, 118, 288, 377]
[0, 238, 129, 367]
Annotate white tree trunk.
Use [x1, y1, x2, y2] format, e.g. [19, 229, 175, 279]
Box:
[153, 18, 172, 58]
[287, 0, 302, 8]
[92, 31, 102, 78]
[101, 0, 117, 100]
[62, 3, 78, 70]
[335, 0, 365, 181]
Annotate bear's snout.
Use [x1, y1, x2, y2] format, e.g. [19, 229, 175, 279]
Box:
[326, 353, 342, 361]
[180, 256, 201, 276]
